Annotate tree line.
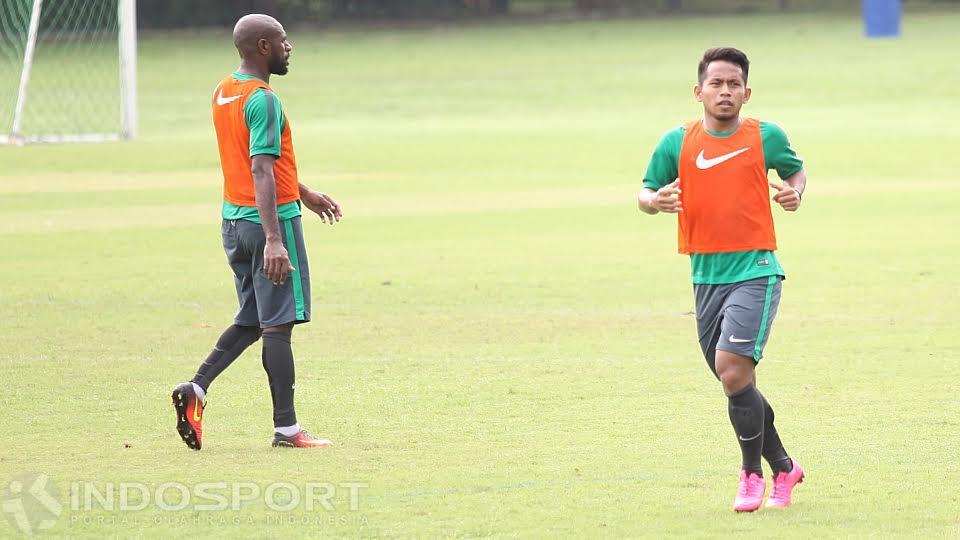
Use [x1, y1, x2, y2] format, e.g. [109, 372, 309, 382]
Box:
[138, 0, 950, 28]
[137, 0, 734, 28]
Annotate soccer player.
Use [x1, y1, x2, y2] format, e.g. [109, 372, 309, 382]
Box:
[171, 14, 342, 450]
[637, 48, 807, 511]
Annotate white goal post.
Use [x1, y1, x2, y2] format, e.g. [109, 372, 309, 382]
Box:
[0, 0, 136, 145]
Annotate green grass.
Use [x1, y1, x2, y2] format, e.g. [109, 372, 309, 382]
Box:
[2, 9, 960, 538]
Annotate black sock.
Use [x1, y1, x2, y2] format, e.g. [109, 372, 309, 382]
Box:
[759, 392, 793, 475]
[727, 383, 765, 476]
[262, 332, 297, 428]
[191, 325, 261, 391]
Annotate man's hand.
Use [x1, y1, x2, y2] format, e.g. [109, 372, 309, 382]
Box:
[264, 239, 295, 285]
[301, 188, 342, 225]
[653, 179, 683, 213]
[769, 180, 801, 212]
[638, 179, 684, 215]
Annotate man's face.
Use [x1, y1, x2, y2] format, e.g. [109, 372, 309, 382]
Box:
[267, 27, 292, 76]
[695, 60, 751, 122]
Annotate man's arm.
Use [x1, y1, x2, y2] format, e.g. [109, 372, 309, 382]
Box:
[252, 154, 294, 285]
[638, 126, 684, 215]
[769, 168, 806, 212]
[783, 168, 806, 198]
[298, 182, 342, 225]
[761, 121, 805, 212]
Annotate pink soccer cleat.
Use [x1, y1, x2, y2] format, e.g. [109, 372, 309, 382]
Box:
[733, 470, 765, 512]
[765, 460, 805, 508]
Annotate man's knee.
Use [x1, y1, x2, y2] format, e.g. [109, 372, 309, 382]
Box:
[237, 324, 263, 338]
[263, 323, 294, 336]
[219, 324, 262, 348]
[715, 350, 755, 394]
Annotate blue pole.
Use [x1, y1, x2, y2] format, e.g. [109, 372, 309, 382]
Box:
[863, 0, 901, 38]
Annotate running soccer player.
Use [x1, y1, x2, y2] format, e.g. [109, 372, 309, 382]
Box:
[637, 47, 807, 511]
[171, 14, 342, 450]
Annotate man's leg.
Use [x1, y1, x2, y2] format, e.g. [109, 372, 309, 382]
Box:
[172, 219, 260, 451]
[737, 277, 793, 477]
[192, 324, 262, 397]
[739, 277, 805, 508]
[259, 323, 331, 448]
[192, 218, 264, 398]
[758, 388, 793, 475]
[754, 378, 805, 509]
[717, 276, 787, 474]
[723, 369, 795, 480]
[719, 276, 806, 510]
[710, 277, 771, 511]
[261, 323, 298, 434]
[695, 282, 764, 510]
[251, 217, 330, 448]
[173, 325, 260, 451]
[716, 352, 764, 472]
[763, 390, 805, 508]
[716, 351, 766, 513]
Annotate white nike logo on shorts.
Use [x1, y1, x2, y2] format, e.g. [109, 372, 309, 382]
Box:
[729, 336, 753, 343]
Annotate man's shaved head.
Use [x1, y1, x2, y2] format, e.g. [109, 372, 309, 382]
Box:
[233, 14, 283, 57]
[232, 14, 292, 77]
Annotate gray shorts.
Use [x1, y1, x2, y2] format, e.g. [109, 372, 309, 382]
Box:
[222, 217, 311, 328]
[694, 275, 781, 375]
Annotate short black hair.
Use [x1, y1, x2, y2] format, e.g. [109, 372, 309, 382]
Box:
[698, 47, 749, 85]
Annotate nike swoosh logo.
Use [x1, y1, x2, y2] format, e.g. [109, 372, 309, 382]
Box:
[192, 397, 203, 422]
[729, 336, 753, 343]
[739, 432, 761, 441]
[216, 90, 241, 106]
[695, 147, 750, 169]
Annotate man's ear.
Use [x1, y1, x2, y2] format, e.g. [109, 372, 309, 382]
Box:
[258, 38, 269, 56]
[694, 85, 703, 103]
[743, 87, 752, 103]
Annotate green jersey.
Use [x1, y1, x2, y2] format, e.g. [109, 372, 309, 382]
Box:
[642, 121, 803, 284]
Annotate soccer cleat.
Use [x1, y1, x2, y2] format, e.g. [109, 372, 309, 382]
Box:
[765, 460, 805, 508]
[733, 470, 765, 512]
[171, 382, 204, 450]
[271, 430, 333, 448]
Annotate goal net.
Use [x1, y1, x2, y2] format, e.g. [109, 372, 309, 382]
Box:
[0, 0, 136, 144]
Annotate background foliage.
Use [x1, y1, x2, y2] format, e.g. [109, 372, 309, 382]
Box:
[136, 0, 959, 27]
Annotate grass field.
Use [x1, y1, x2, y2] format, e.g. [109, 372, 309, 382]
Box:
[2, 8, 960, 538]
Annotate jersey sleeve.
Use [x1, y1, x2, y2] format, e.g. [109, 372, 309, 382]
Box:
[760, 121, 803, 180]
[642, 126, 685, 191]
[245, 89, 285, 157]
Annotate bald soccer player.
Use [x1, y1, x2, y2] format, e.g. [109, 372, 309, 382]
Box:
[637, 48, 808, 511]
[172, 14, 342, 450]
